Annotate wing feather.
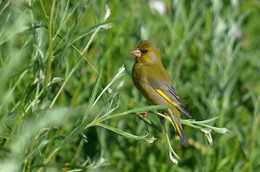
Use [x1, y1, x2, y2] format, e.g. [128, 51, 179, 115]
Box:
[147, 78, 192, 118]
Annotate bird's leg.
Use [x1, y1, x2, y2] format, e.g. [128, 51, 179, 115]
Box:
[158, 111, 165, 124]
[143, 111, 148, 118]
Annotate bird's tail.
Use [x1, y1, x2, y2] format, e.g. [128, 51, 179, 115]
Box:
[168, 108, 189, 146]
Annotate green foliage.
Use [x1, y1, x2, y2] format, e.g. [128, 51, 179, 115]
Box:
[0, 0, 259, 171]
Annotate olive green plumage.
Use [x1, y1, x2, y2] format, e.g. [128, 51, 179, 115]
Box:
[131, 40, 192, 145]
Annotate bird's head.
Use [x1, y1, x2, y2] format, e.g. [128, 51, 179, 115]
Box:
[130, 40, 161, 65]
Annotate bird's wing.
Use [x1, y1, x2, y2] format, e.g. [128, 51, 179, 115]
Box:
[147, 78, 192, 118]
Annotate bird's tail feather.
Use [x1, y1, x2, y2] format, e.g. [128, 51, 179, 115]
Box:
[168, 108, 189, 146]
[172, 120, 189, 146]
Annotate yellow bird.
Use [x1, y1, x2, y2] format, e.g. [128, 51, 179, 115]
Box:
[130, 40, 192, 145]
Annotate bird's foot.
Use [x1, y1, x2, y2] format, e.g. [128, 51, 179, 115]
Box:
[143, 111, 148, 118]
[158, 113, 165, 124]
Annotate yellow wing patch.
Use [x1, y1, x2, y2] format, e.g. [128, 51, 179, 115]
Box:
[144, 80, 178, 107]
[156, 89, 178, 107]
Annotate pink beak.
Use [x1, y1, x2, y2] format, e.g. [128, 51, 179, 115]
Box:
[130, 48, 141, 57]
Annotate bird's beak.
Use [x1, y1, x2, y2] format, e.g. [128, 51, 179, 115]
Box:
[130, 48, 141, 57]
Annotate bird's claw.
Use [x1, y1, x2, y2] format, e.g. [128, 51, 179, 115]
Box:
[158, 111, 165, 124]
[143, 111, 148, 118]
[158, 116, 165, 124]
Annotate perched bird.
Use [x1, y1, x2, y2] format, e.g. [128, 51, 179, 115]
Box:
[130, 40, 192, 145]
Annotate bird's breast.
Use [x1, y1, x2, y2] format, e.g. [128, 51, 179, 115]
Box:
[132, 63, 168, 106]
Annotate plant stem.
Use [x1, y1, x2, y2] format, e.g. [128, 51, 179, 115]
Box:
[45, 0, 56, 89]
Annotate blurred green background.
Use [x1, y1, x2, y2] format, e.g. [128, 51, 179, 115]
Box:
[0, 0, 259, 171]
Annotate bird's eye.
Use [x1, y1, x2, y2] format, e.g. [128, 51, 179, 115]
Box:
[141, 49, 148, 53]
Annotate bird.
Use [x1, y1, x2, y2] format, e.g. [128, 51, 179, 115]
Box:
[130, 40, 192, 145]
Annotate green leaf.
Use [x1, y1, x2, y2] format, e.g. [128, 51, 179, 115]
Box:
[97, 123, 156, 142]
